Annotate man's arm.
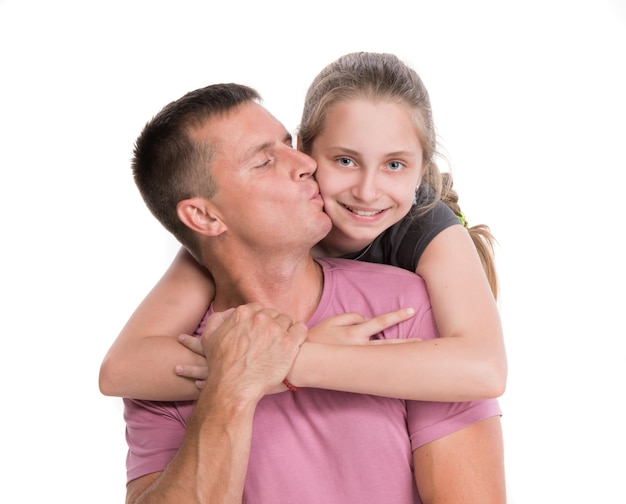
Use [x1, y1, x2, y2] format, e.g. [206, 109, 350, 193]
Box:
[125, 304, 307, 504]
[413, 416, 506, 504]
[126, 390, 258, 503]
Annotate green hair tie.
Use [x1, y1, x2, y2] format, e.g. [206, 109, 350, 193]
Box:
[457, 211, 468, 229]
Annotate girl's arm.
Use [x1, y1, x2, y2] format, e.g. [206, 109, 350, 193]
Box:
[101, 226, 506, 402]
[289, 225, 507, 401]
[415, 224, 507, 395]
[98, 247, 215, 400]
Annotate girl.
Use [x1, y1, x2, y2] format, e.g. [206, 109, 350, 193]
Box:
[99, 52, 506, 401]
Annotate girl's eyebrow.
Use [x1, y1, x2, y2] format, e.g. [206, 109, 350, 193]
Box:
[327, 146, 416, 158]
[385, 150, 417, 158]
[325, 146, 359, 156]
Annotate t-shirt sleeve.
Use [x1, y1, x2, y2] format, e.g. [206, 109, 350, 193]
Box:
[406, 398, 502, 451]
[394, 200, 461, 271]
[124, 398, 193, 483]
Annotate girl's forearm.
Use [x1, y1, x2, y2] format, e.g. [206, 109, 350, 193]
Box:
[290, 339, 503, 402]
[99, 335, 202, 401]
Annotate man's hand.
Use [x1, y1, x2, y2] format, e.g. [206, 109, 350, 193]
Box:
[201, 303, 307, 401]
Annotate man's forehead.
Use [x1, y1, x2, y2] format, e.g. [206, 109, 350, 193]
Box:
[194, 101, 287, 149]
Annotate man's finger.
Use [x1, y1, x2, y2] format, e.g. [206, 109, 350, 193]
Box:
[202, 308, 236, 337]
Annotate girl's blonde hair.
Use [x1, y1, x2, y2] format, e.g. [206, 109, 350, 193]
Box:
[299, 52, 498, 298]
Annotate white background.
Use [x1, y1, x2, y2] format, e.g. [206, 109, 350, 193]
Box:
[1, 0, 625, 502]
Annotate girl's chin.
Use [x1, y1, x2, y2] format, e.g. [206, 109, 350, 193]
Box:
[343, 229, 382, 245]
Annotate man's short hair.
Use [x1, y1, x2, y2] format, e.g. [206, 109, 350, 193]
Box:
[132, 83, 261, 255]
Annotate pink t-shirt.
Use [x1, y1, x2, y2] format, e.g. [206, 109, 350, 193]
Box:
[125, 258, 501, 503]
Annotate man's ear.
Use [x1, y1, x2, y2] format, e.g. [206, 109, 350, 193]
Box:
[177, 197, 227, 236]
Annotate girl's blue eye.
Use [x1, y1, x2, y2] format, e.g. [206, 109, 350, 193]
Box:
[388, 161, 404, 171]
[337, 157, 353, 167]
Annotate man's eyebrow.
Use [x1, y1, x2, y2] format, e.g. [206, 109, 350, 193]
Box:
[244, 133, 293, 160]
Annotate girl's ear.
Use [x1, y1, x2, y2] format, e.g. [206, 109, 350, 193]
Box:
[177, 197, 227, 236]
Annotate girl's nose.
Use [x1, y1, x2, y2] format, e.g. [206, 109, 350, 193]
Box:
[352, 172, 379, 202]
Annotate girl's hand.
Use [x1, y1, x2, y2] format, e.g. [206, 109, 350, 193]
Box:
[175, 308, 235, 390]
[307, 307, 417, 345]
[175, 334, 209, 389]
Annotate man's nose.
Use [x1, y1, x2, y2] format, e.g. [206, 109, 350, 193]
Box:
[289, 148, 317, 180]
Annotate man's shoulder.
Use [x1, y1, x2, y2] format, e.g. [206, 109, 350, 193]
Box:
[312, 258, 433, 338]
[318, 257, 425, 286]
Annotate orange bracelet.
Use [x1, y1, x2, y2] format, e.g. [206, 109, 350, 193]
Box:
[283, 378, 300, 392]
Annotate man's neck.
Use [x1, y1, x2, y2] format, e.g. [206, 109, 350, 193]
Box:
[209, 252, 324, 324]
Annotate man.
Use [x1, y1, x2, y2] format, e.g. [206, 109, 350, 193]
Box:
[124, 83, 505, 503]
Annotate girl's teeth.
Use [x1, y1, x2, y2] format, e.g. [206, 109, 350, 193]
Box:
[346, 205, 381, 217]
